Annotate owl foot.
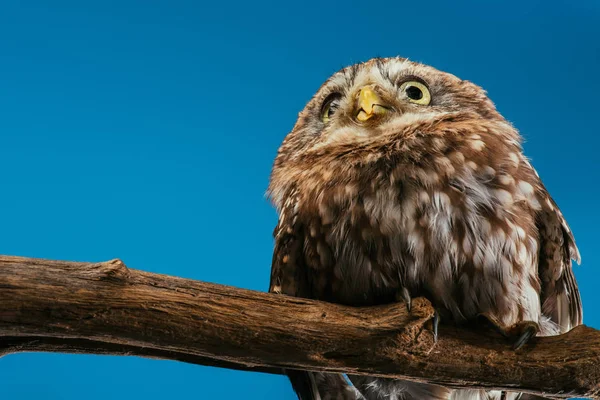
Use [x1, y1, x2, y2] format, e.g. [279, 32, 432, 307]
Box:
[512, 321, 539, 350]
[476, 312, 510, 338]
[397, 290, 440, 342]
[477, 313, 539, 350]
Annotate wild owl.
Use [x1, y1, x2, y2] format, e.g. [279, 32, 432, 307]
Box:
[267, 57, 581, 400]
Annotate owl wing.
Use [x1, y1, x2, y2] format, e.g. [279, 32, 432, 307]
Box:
[269, 191, 310, 298]
[536, 182, 582, 333]
[269, 194, 356, 400]
[269, 208, 320, 400]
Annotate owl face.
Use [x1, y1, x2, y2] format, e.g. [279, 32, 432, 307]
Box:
[285, 57, 502, 152]
[269, 57, 516, 209]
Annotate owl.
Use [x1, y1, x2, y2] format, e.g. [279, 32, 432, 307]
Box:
[267, 57, 581, 400]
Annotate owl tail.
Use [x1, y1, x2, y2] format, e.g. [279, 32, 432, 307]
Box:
[349, 377, 544, 400]
[286, 370, 321, 400]
[286, 370, 360, 400]
[288, 372, 547, 400]
[348, 376, 451, 400]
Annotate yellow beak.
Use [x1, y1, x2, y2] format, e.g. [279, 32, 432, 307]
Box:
[356, 87, 388, 122]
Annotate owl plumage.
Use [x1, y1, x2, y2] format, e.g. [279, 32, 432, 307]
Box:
[268, 57, 581, 400]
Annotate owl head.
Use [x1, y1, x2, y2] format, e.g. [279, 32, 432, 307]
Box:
[269, 57, 515, 208]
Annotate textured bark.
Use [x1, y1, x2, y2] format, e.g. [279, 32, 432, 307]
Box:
[0, 255, 598, 399]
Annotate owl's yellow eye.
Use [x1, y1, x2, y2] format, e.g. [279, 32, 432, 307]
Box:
[400, 81, 431, 105]
[321, 94, 341, 123]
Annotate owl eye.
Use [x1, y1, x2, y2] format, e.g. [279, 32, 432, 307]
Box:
[321, 94, 342, 123]
[400, 81, 431, 106]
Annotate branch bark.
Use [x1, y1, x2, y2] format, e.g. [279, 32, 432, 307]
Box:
[0, 255, 598, 399]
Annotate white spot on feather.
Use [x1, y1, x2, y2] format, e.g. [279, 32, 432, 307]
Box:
[482, 166, 496, 178]
[466, 161, 478, 170]
[498, 174, 514, 186]
[508, 152, 520, 167]
[448, 151, 465, 164]
[470, 140, 486, 151]
[517, 181, 535, 197]
[493, 189, 513, 205]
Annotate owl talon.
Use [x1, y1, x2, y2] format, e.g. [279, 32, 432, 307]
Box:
[401, 287, 412, 312]
[513, 322, 539, 350]
[432, 310, 440, 343]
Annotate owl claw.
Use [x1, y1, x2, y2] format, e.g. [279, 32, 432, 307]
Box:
[432, 310, 440, 343]
[513, 322, 539, 350]
[401, 287, 412, 312]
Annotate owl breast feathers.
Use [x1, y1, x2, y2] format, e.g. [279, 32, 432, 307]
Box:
[267, 57, 581, 400]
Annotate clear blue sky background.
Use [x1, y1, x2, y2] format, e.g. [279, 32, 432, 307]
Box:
[1, 1, 598, 399]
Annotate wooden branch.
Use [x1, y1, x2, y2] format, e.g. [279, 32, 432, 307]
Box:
[0, 256, 598, 399]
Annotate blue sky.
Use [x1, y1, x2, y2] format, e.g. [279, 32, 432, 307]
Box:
[0, 1, 598, 399]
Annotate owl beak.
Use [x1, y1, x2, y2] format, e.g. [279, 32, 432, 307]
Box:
[356, 86, 390, 122]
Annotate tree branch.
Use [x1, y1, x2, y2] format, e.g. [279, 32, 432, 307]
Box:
[0, 255, 598, 399]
